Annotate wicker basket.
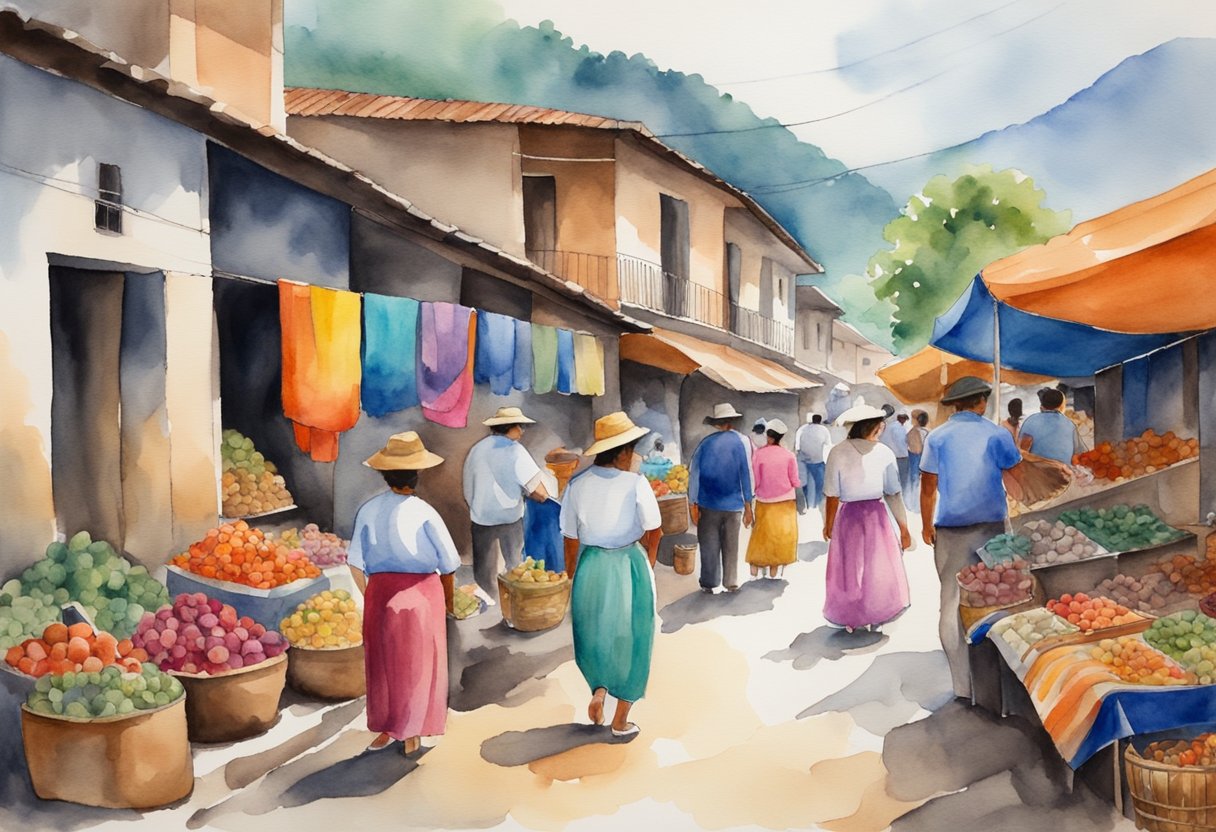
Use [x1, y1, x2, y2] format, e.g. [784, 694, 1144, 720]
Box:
[673, 543, 697, 575]
[958, 575, 1046, 631]
[287, 643, 366, 701]
[172, 652, 286, 743]
[659, 495, 690, 535]
[1126, 744, 1216, 831]
[497, 574, 571, 632]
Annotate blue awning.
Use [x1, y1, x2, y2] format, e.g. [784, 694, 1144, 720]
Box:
[930, 277, 1189, 378]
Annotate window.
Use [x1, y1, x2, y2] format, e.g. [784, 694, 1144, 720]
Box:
[862, 357, 872, 366]
[95, 163, 122, 233]
[816, 322, 823, 350]
[802, 317, 811, 350]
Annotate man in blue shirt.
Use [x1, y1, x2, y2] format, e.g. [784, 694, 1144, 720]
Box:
[920, 377, 1024, 700]
[689, 403, 754, 594]
[1019, 388, 1085, 465]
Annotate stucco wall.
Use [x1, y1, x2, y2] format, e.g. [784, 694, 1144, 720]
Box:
[518, 126, 617, 260]
[796, 307, 835, 371]
[724, 207, 805, 315]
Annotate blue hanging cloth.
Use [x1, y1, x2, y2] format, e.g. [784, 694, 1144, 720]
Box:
[361, 293, 420, 417]
[512, 319, 533, 392]
[474, 311, 516, 396]
[556, 328, 576, 395]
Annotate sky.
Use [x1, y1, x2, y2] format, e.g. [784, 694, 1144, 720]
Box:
[478, 0, 1216, 169]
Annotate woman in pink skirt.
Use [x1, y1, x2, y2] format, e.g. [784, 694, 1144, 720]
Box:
[822, 405, 912, 633]
[348, 432, 459, 756]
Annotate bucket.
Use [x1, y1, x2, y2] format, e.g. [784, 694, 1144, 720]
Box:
[659, 495, 690, 535]
[673, 543, 697, 575]
[286, 643, 366, 701]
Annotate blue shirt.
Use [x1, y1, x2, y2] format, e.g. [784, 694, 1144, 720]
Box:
[1019, 411, 1083, 465]
[347, 491, 462, 575]
[689, 430, 755, 512]
[920, 412, 1021, 527]
[880, 420, 909, 457]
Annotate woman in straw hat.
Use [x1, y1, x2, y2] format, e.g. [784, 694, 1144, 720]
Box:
[822, 406, 912, 633]
[561, 412, 663, 738]
[746, 419, 804, 580]
[350, 432, 460, 756]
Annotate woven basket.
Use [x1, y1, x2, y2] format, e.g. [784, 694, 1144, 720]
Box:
[286, 643, 366, 701]
[171, 652, 286, 743]
[673, 543, 697, 576]
[958, 575, 1046, 632]
[497, 574, 571, 632]
[659, 495, 690, 535]
[1126, 744, 1216, 831]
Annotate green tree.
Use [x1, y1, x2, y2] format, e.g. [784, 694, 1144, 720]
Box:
[868, 166, 1071, 352]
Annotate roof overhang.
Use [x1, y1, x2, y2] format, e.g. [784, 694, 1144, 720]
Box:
[620, 328, 820, 393]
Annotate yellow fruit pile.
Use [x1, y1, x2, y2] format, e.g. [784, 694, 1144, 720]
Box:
[665, 465, 689, 495]
[452, 584, 480, 619]
[280, 589, 362, 649]
[505, 556, 567, 586]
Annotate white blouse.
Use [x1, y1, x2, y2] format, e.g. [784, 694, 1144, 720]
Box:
[823, 440, 901, 503]
[560, 467, 661, 550]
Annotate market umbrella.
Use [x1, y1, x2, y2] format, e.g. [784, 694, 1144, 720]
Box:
[877, 345, 1052, 406]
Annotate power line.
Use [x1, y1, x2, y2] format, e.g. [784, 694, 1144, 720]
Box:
[658, 0, 1070, 139]
[713, 0, 1028, 86]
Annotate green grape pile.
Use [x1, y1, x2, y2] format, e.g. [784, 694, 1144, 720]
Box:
[982, 533, 1032, 562]
[0, 579, 61, 652]
[26, 663, 184, 719]
[1145, 610, 1216, 683]
[220, 429, 293, 518]
[1058, 504, 1185, 552]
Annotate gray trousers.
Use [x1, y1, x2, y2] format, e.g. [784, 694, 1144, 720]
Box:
[472, 519, 525, 597]
[934, 522, 1006, 699]
[697, 508, 742, 590]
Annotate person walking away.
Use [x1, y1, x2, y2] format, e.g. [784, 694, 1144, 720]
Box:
[463, 407, 550, 599]
[350, 432, 460, 756]
[747, 419, 804, 579]
[1019, 388, 1086, 465]
[561, 412, 662, 739]
[905, 410, 931, 508]
[920, 377, 1024, 699]
[794, 413, 831, 510]
[880, 409, 911, 502]
[1002, 398, 1023, 441]
[688, 403, 755, 593]
[750, 418, 769, 451]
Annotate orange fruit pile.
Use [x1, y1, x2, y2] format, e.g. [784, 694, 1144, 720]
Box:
[1089, 636, 1194, 686]
[1143, 734, 1216, 767]
[171, 521, 321, 589]
[4, 622, 147, 677]
[1046, 593, 1139, 632]
[1152, 553, 1216, 597]
[1074, 430, 1197, 481]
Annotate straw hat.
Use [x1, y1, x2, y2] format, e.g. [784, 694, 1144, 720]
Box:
[703, 402, 743, 425]
[835, 404, 887, 427]
[363, 432, 445, 470]
[766, 418, 789, 435]
[583, 411, 651, 457]
[483, 406, 536, 427]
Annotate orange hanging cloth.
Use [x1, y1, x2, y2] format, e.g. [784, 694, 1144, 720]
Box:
[279, 280, 362, 462]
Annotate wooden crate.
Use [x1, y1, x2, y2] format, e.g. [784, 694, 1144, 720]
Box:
[1126, 744, 1216, 831]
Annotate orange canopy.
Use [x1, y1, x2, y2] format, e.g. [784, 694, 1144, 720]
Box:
[620, 328, 819, 393]
[877, 346, 1051, 406]
[982, 167, 1216, 333]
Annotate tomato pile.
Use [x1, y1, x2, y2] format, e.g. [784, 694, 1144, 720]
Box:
[170, 521, 321, 589]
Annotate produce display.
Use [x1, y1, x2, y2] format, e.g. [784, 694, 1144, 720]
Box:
[221, 429, 293, 518]
[5, 622, 147, 677]
[1144, 611, 1216, 685]
[1065, 409, 1095, 449]
[1151, 553, 1216, 597]
[1074, 430, 1197, 482]
[504, 556, 568, 586]
[1020, 519, 1105, 566]
[1095, 571, 1190, 615]
[1045, 593, 1140, 632]
[990, 607, 1079, 654]
[1057, 505, 1185, 552]
[1140, 735, 1216, 767]
[981, 533, 1032, 562]
[279, 524, 349, 567]
[451, 584, 482, 620]
[170, 521, 321, 589]
[26, 662, 185, 718]
[280, 590, 362, 649]
[132, 592, 286, 674]
[1089, 636, 1194, 685]
[645, 464, 689, 498]
[0, 532, 169, 645]
[957, 560, 1033, 608]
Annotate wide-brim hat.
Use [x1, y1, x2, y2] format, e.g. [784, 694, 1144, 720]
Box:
[483, 406, 536, 427]
[941, 376, 992, 404]
[835, 405, 887, 427]
[766, 418, 789, 435]
[584, 411, 651, 457]
[704, 402, 743, 424]
[364, 431, 445, 470]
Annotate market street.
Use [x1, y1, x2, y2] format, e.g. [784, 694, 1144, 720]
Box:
[1, 507, 1136, 832]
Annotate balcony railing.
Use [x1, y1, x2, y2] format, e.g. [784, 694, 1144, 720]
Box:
[526, 249, 615, 301]
[730, 304, 795, 355]
[617, 254, 726, 329]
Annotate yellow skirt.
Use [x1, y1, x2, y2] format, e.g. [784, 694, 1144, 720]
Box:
[746, 500, 798, 567]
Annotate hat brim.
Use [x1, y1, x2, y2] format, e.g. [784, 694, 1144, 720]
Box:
[941, 387, 991, 404]
[703, 415, 741, 426]
[583, 425, 650, 457]
[482, 415, 537, 426]
[363, 450, 446, 470]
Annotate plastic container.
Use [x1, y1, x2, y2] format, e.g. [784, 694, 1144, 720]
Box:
[165, 565, 328, 631]
[172, 652, 287, 743]
[286, 643, 366, 701]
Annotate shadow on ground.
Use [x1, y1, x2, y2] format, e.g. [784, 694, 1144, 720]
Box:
[480, 723, 633, 767]
[798, 651, 953, 735]
[799, 541, 828, 563]
[765, 625, 888, 670]
[659, 579, 788, 633]
[447, 616, 575, 711]
[277, 747, 422, 808]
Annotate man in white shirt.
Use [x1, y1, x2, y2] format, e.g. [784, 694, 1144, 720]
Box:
[879, 406, 911, 502]
[794, 413, 831, 509]
[463, 406, 550, 598]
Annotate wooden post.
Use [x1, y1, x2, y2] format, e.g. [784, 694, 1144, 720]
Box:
[993, 299, 1003, 424]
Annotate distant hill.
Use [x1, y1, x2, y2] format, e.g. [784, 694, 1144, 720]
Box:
[866, 38, 1216, 222]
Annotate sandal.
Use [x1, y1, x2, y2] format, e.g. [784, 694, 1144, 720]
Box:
[611, 723, 640, 738]
[367, 732, 393, 751]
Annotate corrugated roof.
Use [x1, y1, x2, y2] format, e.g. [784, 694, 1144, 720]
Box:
[285, 87, 821, 273]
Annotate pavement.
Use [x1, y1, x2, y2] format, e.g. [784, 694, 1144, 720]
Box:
[1, 504, 1139, 832]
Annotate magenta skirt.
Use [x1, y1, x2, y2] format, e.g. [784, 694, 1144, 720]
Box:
[364, 572, 448, 739]
[823, 500, 910, 629]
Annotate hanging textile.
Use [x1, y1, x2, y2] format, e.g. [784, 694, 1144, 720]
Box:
[361, 293, 420, 417]
[474, 311, 517, 396]
[279, 281, 362, 462]
[532, 324, 558, 395]
[512, 319, 532, 392]
[573, 332, 605, 396]
[418, 302, 477, 428]
[556, 329, 576, 395]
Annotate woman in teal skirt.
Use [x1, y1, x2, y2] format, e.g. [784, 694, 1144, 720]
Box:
[561, 411, 663, 738]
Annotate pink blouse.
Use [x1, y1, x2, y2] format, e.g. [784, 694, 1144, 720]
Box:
[752, 444, 801, 503]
